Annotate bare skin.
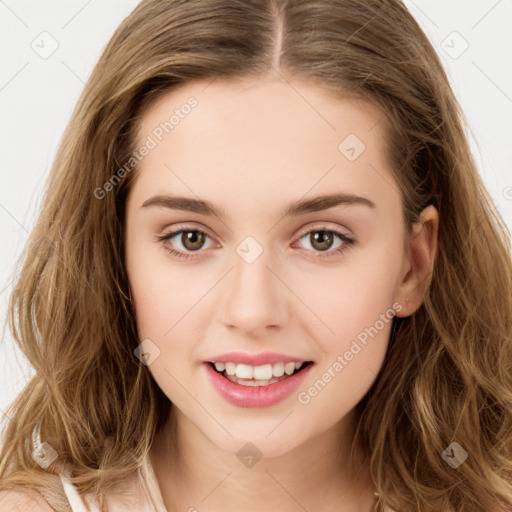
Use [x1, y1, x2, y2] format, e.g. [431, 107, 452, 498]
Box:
[124, 70, 438, 512]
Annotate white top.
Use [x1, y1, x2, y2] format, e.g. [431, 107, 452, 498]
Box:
[30, 419, 166, 511]
[58, 455, 168, 512]
[60, 472, 94, 512]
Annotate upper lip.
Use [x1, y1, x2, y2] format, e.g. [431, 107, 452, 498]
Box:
[206, 351, 312, 366]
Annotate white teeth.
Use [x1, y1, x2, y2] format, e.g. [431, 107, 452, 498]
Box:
[213, 361, 306, 379]
[225, 362, 236, 376]
[253, 364, 273, 380]
[284, 362, 296, 375]
[272, 362, 285, 377]
[235, 364, 253, 379]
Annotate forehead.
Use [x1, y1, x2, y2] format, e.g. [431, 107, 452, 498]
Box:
[130, 77, 397, 216]
[136, 77, 387, 155]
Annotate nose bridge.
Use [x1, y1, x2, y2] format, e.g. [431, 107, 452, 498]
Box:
[219, 235, 287, 332]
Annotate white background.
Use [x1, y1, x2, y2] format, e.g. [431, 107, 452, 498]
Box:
[1, 0, 511, 426]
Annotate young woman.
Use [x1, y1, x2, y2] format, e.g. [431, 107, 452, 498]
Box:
[1, 1, 511, 511]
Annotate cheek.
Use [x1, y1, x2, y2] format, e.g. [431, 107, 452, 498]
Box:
[130, 271, 197, 341]
[125, 231, 205, 340]
[125, 239, 216, 401]
[291, 238, 402, 348]
[295, 271, 394, 374]
[293, 278, 395, 423]
[290, 240, 402, 412]
[126, 257, 204, 403]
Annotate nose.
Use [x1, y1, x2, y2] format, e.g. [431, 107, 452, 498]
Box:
[218, 246, 289, 335]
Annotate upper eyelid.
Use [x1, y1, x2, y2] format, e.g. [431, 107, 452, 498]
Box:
[295, 223, 351, 238]
[160, 223, 218, 244]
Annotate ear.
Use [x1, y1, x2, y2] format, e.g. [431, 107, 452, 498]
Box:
[394, 205, 439, 317]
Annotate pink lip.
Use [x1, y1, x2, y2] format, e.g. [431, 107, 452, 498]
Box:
[204, 361, 313, 408]
[206, 351, 310, 366]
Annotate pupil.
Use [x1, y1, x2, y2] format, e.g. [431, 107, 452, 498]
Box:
[311, 231, 333, 251]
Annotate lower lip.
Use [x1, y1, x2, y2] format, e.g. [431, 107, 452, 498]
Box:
[204, 362, 313, 408]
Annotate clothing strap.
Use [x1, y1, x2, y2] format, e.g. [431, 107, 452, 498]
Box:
[60, 473, 91, 512]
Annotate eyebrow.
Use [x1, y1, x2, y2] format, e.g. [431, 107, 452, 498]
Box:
[141, 192, 376, 218]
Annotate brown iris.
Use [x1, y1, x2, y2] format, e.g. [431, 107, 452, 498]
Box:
[181, 231, 206, 251]
[310, 231, 334, 251]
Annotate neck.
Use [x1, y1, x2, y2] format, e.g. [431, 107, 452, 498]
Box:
[149, 406, 378, 512]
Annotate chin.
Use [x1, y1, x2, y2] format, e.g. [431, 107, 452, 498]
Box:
[206, 426, 307, 461]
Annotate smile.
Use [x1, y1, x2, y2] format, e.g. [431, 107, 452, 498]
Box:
[211, 361, 311, 386]
[204, 360, 314, 407]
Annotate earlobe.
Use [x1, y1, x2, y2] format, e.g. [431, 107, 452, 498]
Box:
[394, 205, 439, 317]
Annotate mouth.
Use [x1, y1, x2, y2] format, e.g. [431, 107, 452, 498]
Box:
[208, 360, 314, 387]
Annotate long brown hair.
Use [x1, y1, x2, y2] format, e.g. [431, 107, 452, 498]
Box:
[1, 1, 511, 511]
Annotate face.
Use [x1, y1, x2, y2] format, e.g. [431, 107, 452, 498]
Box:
[124, 74, 415, 458]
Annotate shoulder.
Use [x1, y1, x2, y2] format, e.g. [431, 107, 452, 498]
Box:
[0, 489, 55, 511]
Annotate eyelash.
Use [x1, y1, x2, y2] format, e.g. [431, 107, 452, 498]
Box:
[157, 224, 356, 261]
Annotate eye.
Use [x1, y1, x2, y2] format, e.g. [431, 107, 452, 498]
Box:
[294, 226, 356, 259]
[157, 224, 356, 260]
[157, 226, 216, 260]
